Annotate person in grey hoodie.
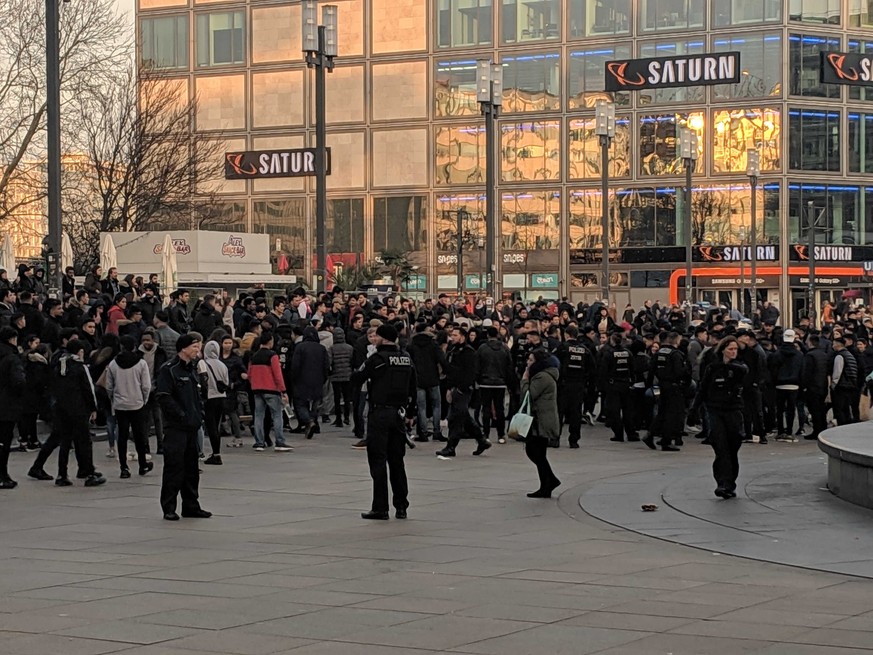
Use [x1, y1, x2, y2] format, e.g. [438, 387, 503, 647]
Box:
[198, 340, 229, 465]
[106, 336, 153, 478]
[330, 328, 354, 427]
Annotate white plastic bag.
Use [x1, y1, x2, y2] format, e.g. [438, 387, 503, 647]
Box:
[507, 392, 533, 440]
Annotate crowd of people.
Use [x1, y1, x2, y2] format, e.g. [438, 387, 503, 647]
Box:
[1, 261, 871, 514]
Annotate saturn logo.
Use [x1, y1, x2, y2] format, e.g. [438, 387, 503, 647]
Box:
[606, 62, 646, 87]
[827, 53, 860, 81]
[225, 153, 257, 177]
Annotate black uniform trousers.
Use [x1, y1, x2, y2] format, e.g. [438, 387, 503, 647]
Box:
[603, 383, 636, 440]
[742, 386, 764, 438]
[55, 410, 95, 479]
[559, 380, 584, 442]
[0, 420, 14, 480]
[805, 390, 828, 439]
[160, 427, 201, 515]
[366, 406, 408, 513]
[116, 408, 148, 471]
[708, 407, 744, 492]
[657, 385, 685, 445]
[447, 389, 484, 450]
[832, 387, 855, 426]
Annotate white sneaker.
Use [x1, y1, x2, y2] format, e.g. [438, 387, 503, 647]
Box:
[274, 445, 293, 452]
[144, 453, 153, 461]
[106, 448, 116, 458]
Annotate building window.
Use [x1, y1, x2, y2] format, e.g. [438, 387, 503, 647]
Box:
[501, 190, 561, 250]
[631, 270, 672, 287]
[373, 196, 428, 253]
[327, 198, 364, 254]
[436, 124, 485, 185]
[435, 59, 479, 117]
[849, 39, 873, 101]
[639, 112, 704, 176]
[849, 0, 873, 27]
[501, 0, 560, 43]
[205, 201, 246, 232]
[568, 45, 631, 109]
[141, 15, 188, 70]
[788, 184, 873, 245]
[196, 11, 245, 68]
[712, 0, 781, 26]
[712, 108, 781, 173]
[640, 0, 705, 32]
[712, 32, 782, 100]
[501, 52, 561, 113]
[253, 199, 307, 274]
[500, 120, 561, 182]
[789, 34, 841, 98]
[615, 188, 677, 246]
[568, 116, 631, 180]
[849, 112, 873, 173]
[788, 0, 840, 24]
[435, 194, 485, 251]
[438, 0, 492, 48]
[788, 109, 841, 172]
[638, 39, 706, 105]
[686, 183, 781, 246]
[568, 0, 630, 37]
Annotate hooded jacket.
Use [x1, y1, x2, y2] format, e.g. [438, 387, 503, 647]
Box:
[192, 303, 222, 337]
[248, 345, 286, 395]
[330, 328, 354, 382]
[198, 341, 229, 399]
[407, 331, 448, 389]
[290, 326, 329, 401]
[769, 342, 804, 389]
[475, 339, 515, 388]
[22, 351, 50, 417]
[105, 348, 151, 412]
[521, 357, 560, 440]
[51, 351, 98, 417]
[0, 341, 26, 422]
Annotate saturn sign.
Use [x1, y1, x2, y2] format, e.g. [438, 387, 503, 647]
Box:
[605, 52, 741, 92]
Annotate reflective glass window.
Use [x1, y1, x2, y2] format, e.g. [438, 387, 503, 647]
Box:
[568, 116, 631, 180]
[436, 124, 485, 185]
[713, 0, 781, 26]
[788, 184, 873, 245]
[438, 0, 492, 47]
[788, 0, 841, 24]
[501, 52, 560, 113]
[373, 197, 428, 253]
[567, 0, 630, 38]
[848, 39, 873, 101]
[434, 194, 485, 251]
[568, 45, 632, 109]
[205, 201, 246, 233]
[435, 59, 479, 117]
[788, 34, 841, 98]
[569, 189, 613, 248]
[253, 199, 307, 275]
[638, 39, 706, 105]
[501, 0, 560, 43]
[501, 190, 561, 250]
[640, 0, 705, 32]
[788, 109, 841, 172]
[327, 198, 365, 254]
[615, 188, 677, 246]
[195, 11, 245, 67]
[141, 15, 188, 70]
[712, 32, 782, 100]
[682, 183, 781, 246]
[631, 271, 672, 287]
[639, 113, 704, 176]
[849, 0, 873, 27]
[501, 120, 561, 182]
[712, 108, 781, 173]
[849, 112, 873, 173]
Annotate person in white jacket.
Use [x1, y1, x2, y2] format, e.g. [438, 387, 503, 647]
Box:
[105, 336, 152, 478]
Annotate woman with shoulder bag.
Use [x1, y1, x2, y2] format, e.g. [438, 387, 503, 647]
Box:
[198, 341, 229, 465]
[521, 348, 561, 498]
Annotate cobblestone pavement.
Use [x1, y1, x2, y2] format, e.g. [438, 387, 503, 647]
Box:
[2, 424, 873, 655]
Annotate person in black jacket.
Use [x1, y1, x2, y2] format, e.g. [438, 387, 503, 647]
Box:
[598, 333, 637, 444]
[556, 325, 594, 447]
[802, 334, 832, 440]
[0, 327, 25, 488]
[168, 289, 191, 334]
[18, 340, 49, 452]
[192, 295, 222, 337]
[647, 331, 688, 451]
[831, 338, 859, 426]
[769, 329, 804, 441]
[693, 336, 748, 498]
[475, 326, 516, 444]
[408, 323, 449, 442]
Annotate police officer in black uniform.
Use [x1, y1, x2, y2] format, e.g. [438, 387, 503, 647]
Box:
[597, 332, 637, 443]
[351, 323, 417, 520]
[557, 325, 594, 448]
[647, 331, 688, 452]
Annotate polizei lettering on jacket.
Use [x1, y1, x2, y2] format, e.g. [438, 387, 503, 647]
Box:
[605, 52, 741, 92]
[389, 355, 411, 366]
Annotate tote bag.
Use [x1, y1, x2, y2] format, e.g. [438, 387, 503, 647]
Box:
[507, 391, 533, 441]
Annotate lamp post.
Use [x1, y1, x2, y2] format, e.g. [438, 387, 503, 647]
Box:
[46, 0, 63, 294]
[807, 201, 817, 327]
[303, 1, 337, 292]
[476, 60, 503, 301]
[737, 225, 747, 315]
[456, 209, 469, 298]
[594, 100, 616, 304]
[680, 127, 699, 312]
[746, 149, 760, 319]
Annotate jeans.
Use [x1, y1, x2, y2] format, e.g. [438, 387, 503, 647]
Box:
[144, 393, 164, 452]
[105, 414, 117, 448]
[255, 394, 287, 447]
[204, 398, 225, 455]
[416, 386, 442, 438]
[525, 434, 558, 491]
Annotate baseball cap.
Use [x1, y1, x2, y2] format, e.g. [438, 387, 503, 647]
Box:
[783, 329, 796, 343]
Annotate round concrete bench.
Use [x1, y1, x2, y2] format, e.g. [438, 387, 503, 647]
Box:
[818, 424, 873, 510]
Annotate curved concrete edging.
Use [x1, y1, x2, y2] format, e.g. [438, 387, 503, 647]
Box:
[818, 423, 873, 510]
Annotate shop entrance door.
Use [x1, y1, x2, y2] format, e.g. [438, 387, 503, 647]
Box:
[791, 289, 844, 325]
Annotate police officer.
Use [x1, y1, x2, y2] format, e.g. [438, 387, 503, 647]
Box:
[351, 323, 417, 520]
[597, 332, 636, 443]
[647, 331, 688, 452]
[557, 325, 594, 448]
[156, 333, 212, 521]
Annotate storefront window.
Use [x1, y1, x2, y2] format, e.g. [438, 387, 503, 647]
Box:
[788, 184, 873, 245]
[849, 112, 873, 173]
[569, 189, 612, 248]
[712, 32, 782, 100]
[683, 183, 781, 246]
[849, 39, 873, 101]
[501, 120, 561, 182]
[568, 116, 631, 180]
[195, 11, 245, 68]
[788, 34, 841, 98]
[373, 196, 428, 253]
[327, 198, 364, 254]
[849, 0, 873, 27]
[253, 199, 307, 274]
[788, 109, 841, 172]
[501, 0, 560, 43]
[435, 194, 485, 251]
[141, 15, 188, 70]
[640, 0, 705, 32]
[205, 201, 246, 233]
[788, 0, 840, 24]
[639, 112, 704, 176]
[713, 0, 781, 26]
[436, 124, 485, 185]
[501, 190, 560, 250]
[435, 59, 479, 117]
[712, 108, 781, 173]
[438, 0, 492, 47]
[638, 39, 706, 104]
[501, 53, 561, 113]
[568, 46, 631, 109]
[567, 0, 630, 37]
[615, 188, 677, 246]
[631, 271, 672, 287]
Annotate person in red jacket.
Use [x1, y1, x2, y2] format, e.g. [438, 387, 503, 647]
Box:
[247, 333, 292, 452]
[106, 294, 128, 336]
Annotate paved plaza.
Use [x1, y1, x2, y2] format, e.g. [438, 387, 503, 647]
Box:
[2, 425, 873, 655]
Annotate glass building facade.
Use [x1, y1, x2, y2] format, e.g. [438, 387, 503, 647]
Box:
[135, 0, 873, 312]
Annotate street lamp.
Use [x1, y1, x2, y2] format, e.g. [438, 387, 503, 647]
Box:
[303, 1, 337, 292]
[46, 0, 63, 294]
[476, 60, 502, 301]
[680, 126, 699, 311]
[737, 225, 747, 315]
[594, 100, 616, 304]
[746, 148, 760, 318]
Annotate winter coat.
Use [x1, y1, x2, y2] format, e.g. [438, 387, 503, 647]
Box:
[248, 347, 286, 395]
[520, 360, 560, 441]
[83, 272, 102, 296]
[198, 341, 228, 400]
[155, 324, 180, 360]
[769, 342, 804, 388]
[0, 341, 26, 422]
[19, 303, 43, 339]
[446, 343, 477, 392]
[475, 339, 515, 388]
[407, 331, 448, 389]
[192, 304, 222, 337]
[802, 347, 831, 395]
[21, 351, 50, 418]
[220, 350, 246, 390]
[290, 327, 329, 401]
[168, 302, 190, 334]
[41, 315, 64, 351]
[155, 356, 203, 431]
[105, 350, 151, 412]
[330, 328, 354, 382]
[51, 352, 98, 418]
[105, 304, 127, 336]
